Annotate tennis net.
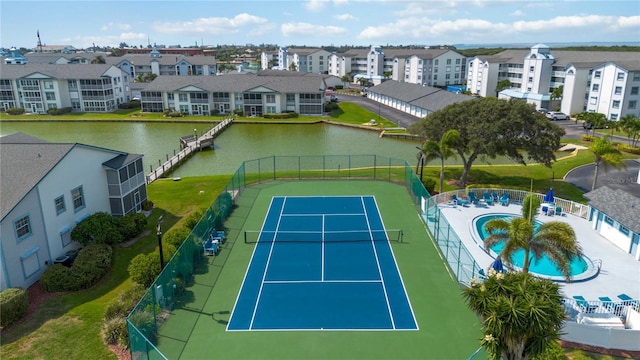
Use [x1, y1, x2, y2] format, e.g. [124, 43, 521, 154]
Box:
[244, 229, 403, 244]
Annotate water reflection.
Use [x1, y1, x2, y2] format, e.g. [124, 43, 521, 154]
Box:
[1, 122, 421, 176]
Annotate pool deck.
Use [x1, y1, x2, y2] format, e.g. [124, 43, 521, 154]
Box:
[438, 201, 640, 302]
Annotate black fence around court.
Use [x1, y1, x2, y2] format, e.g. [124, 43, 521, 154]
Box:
[126, 155, 481, 360]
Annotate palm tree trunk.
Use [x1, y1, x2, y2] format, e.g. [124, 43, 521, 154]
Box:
[591, 161, 600, 191]
[439, 158, 445, 194]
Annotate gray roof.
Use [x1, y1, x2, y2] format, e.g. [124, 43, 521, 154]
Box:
[0, 133, 134, 221]
[142, 73, 325, 94]
[368, 80, 474, 112]
[0, 63, 116, 79]
[106, 53, 216, 66]
[477, 49, 640, 70]
[584, 186, 640, 234]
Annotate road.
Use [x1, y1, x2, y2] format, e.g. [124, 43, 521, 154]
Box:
[334, 93, 421, 129]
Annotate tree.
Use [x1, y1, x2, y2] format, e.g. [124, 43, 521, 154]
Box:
[288, 61, 298, 71]
[357, 77, 368, 87]
[550, 86, 563, 111]
[619, 114, 640, 147]
[91, 55, 106, 64]
[495, 80, 511, 95]
[421, 129, 460, 194]
[383, 71, 392, 80]
[340, 74, 352, 87]
[483, 194, 583, 281]
[576, 112, 606, 136]
[463, 271, 565, 360]
[410, 97, 565, 187]
[589, 136, 626, 191]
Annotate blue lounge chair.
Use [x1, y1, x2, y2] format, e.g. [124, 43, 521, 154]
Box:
[573, 295, 596, 313]
[483, 192, 494, 206]
[451, 194, 469, 207]
[618, 293, 640, 311]
[204, 237, 221, 256]
[499, 193, 510, 206]
[492, 192, 499, 203]
[468, 192, 480, 205]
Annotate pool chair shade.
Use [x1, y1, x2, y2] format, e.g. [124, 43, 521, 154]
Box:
[618, 293, 632, 301]
[573, 295, 597, 313]
[544, 188, 554, 203]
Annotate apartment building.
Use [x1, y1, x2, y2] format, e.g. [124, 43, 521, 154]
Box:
[0, 63, 132, 113]
[260, 50, 279, 70]
[0, 133, 146, 291]
[107, 48, 218, 78]
[325, 46, 467, 87]
[468, 44, 640, 119]
[277, 47, 332, 73]
[138, 71, 330, 116]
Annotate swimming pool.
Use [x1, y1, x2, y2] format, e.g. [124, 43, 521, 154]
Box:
[474, 214, 594, 280]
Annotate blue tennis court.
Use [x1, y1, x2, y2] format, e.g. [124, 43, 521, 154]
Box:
[227, 195, 418, 331]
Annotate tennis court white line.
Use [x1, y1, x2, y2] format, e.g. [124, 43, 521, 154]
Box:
[282, 213, 366, 217]
[361, 196, 396, 330]
[249, 197, 287, 331]
[263, 279, 383, 284]
[321, 214, 325, 282]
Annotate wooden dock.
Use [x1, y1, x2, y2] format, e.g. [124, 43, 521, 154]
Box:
[146, 118, 233, 183]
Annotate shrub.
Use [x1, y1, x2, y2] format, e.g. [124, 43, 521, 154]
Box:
[118, 100, 141, 109]
[128, 244, 176, 287]
[46, 107, 72, 115]
[0, 288, 28, 327]
[166, 111, 183, 118]
[72, 212, 123, 245]
[6, 107, 25, 115]
[335, 85, 344, 90]
[128, 309, 157, 344]
[162, 226, 192, 249]
[40, 264, 74, 292]
[324, 102, 339, 112]
[101, 317, 128, 347]
[70, 244, 113, 289]
[618, 144, 640, 155]
[103, 284, 147, 321]
[263, 112, 299, 119]
[233, 109, 243, 116]
[581, 134, 596, 142]
[184, 208, 205, 230]
[142, 200, 154, 211]
[119, 213, 148, 240]
[422, 177, 436, 194]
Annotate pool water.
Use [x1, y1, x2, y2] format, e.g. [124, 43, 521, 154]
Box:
[474, 214, 590, 278]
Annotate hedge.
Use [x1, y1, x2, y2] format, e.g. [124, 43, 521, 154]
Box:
[263, 112, 299, 119]
[618, 144, 640, 155]
[0, 287, 28, 327]
[40, 244, 113, 292]
[118, 100, 141, 109]
[6, 107, 25, 115]
[46, 107, 72, 115]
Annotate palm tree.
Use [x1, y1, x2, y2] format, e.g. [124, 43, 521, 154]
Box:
[463, 271, 565, 360]
[421, 129, 460, 194]
[91, 55, 106, 64]
[589, 136, 626, 191]
[483, 194, 583, 281]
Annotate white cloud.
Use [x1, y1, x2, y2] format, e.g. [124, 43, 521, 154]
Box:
[510, 10, 524, 17]
[281, 22, 348, 38]
[333, 0, 349, 5]
[304, 0, 328, 12]
[334, 13, 357, 21]
[152, 13, 268, 35]
[101, 22, 132, 31]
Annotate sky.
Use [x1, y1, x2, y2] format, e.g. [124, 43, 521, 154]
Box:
[1, 0, 639, 49]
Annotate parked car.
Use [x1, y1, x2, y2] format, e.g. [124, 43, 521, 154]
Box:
[537, 108, 548, 114]
[546, 111, 569, 120]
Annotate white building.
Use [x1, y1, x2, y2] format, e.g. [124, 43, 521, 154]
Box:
[469, 44, 640, 119]
[274, 47, 331, 73]
[0, 63, 133, 112]
[584, 186, 640, 261]
[0, 133, 147, 291]
[327, 46, 467, 87]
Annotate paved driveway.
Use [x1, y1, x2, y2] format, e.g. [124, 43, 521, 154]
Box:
[334, 93, 422, 129]
[564, 159, 640, 197]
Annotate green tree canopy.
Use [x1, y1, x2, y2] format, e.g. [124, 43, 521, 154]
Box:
[463, 271, 565, 360]
[495, 80, 511, 95]
[421, 129, 460, 194]
[589, 136, 626, 191]
[410, 98, 565, 186]
[619, 114, 640, 147]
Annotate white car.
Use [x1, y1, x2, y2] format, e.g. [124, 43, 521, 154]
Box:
[546, 111, 569, 121]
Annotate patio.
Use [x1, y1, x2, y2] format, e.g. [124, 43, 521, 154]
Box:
[437, 200, 640, 302]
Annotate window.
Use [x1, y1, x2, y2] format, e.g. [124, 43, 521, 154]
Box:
[434, 59, 438, 65]
[590, 96, 597, 105]
[54, 196, 66, 214]
[266, 106, 276, 114]
[446, 59, 451, 65]
[611, 114, 618, 120]
[634, 72, 640, 81]
[44, 81, 54, 89]
[617, 72, 625, 81]
[45, 92, 56, 101]
[60, 226, 72, 247]
[620, 225, 630, 236]
[15, 215, 32, 240]
[168, 93, 174, 100]
[631, 87, 639, 95]
[604, 216, 614, 226]
[530, 66, 535, 72]
[71, 186, 85, 212]
[266, 94, 275, 103]
[178, 94, 188, 102]
[612, 100, 620, 109]
[456, 59, 460, 64]
[592, 84, 599, 91]
[629, 100, 637, 109]
[614, 87, 622, 95]
[594, 71, 601, 79]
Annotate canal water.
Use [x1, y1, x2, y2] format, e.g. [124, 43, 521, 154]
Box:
[1, 122, 421, 176]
